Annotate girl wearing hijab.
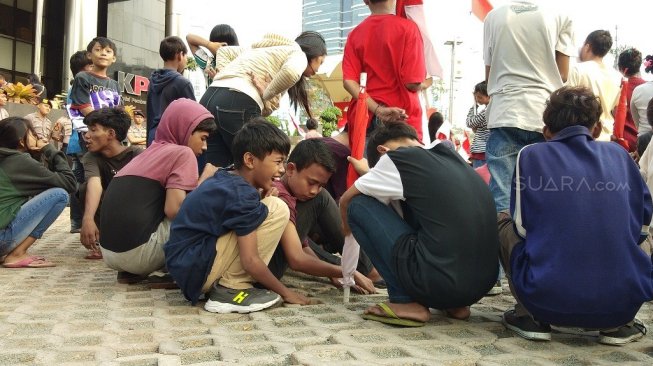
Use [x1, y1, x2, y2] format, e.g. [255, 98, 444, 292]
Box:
[98, 99, 217, 282]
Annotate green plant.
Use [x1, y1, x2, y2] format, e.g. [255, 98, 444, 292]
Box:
[266, 115, 291, 135]
[319, 106, 342, 137]
[186, 56, 198, 71]
[3, 82, 38, 104]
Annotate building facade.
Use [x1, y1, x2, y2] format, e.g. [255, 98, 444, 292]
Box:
[0, 0, 182, 114]
[302, 0, 369, 54]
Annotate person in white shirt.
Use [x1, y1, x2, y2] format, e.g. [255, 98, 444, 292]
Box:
[566, 30, 622, 140]
[483, 1, 575, 212]
[632, 54, 653, 138]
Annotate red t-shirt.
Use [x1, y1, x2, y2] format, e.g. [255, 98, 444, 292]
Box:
[624, 77, 646, 152]
[273, 180, 297, 225]
[343, 14, 426, 139]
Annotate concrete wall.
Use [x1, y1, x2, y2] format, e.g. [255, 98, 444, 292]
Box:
[4, 103, 68, 121]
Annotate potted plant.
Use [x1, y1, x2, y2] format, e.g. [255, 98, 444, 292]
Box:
[319, 106, 342, 137]
[3, 82, 38, 105]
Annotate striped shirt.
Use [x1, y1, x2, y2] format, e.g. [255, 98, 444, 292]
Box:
[466, 106, 489, 153]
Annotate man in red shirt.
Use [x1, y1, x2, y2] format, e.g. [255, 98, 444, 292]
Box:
[342, 0, 428, 140]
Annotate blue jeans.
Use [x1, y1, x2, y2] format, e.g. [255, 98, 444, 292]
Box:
[348, 195, 413, 303]
[486, 127, 544, 212]
[471, 158, 486, 168]
[199, 87, 261, 169]
[0, 188, 69, 256]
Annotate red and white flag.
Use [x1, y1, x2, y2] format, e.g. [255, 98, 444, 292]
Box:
[397, 0, 443, 79]
[472, 0, 493, 22]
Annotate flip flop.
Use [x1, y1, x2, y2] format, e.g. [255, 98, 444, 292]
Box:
[361, 303, 425, 327]
[2, 256, 56, 268]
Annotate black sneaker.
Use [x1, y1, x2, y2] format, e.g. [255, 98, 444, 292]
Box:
[503, 309, 551, 341]
[599, 319, 647, 346]
[204, 284, 281, 314]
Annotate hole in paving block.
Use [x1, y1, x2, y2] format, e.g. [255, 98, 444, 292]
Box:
[443, 328, 478, 339]
[397, 331, 433, 341]
[12, 323, 53, 335]
[472, 344, 504, 356]
[318, 315, 349, 324]
[120, 320, 155, 330]
[600, 351, 638, 362]
[266, 308, 297, 318]
[232, 333, 268, 342]
[116, 345, 159, 358]
[239, 345, 277, 356]
[168, 318, 202, 327]
[301, 306, 335, 315]
[119, 359, 158, 366]
[371, 347, 410, 358]
[352, 334, 385, 343]
[121, 309, 154, 318]
[64, 336, 103, 346]
[424, 345, 463, 356]
[56, 351, 96, 362]
[121, 333, 154, 343]
[558, 337, 599, 348]
[273, 318, 306, 328]
[311, 349, 355, 361]
[180, 349, 221, 364]
[226, 322, 258, 332]
[551, 355, 593, 366]
[168, 308, 200, 316]
[279, 330, 316, 339]
[0, 353, 36, 364]
[179, 338, 214, 349]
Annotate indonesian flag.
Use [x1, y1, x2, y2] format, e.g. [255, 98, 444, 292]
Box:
[472, 0, 493, 21]
[396, 0, 443, 79]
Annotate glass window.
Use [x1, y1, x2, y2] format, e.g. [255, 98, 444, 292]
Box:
[0, 3, 12, 37]
[0, 37, 12, 69]
[15, 41, 33, 73]
[16, 0, 33, 12]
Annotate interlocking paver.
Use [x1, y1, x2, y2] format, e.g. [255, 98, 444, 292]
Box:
[0, 209, 652, 365]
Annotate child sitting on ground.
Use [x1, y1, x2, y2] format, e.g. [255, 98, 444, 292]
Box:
[165, 119, 311, 313]
[100, 99, 217, 285]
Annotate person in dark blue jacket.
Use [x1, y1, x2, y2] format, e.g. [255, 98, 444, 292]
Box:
[499, 86, 653, 345]
[146, 36, 196, 146]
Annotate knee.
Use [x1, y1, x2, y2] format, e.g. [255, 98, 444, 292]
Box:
[347, 195, 379, 225]
[262, 196, 290, 222]
[49, 188, 70, 205]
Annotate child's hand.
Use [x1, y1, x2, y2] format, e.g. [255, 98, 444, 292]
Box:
[353, 271, 377, 294]
[282, 290, 312, 305]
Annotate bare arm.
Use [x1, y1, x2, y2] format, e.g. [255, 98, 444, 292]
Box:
[280, 222, 343, 277]
[339, 184, 362, 236]
[405, 77, 432, 92]
[127, 135, 146, 145]
[80, 177, 102, 249]
[80, 106, 95, 116]
[555, 51, 570, 83]
[343, 79, 407, 122]
[237, 231, 309, 304]
[164, 188, 186, 220]
[185, 34, 226, 56]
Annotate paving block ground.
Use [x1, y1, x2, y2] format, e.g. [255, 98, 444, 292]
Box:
[1, 209, 652, 365]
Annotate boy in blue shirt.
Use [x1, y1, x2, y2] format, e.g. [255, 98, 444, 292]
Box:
[165, 119, 311, 313]
[500, 86, 653, 345]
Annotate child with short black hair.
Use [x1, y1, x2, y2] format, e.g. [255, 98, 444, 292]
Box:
[146, 36, 196, 146]
[466, 81, 490, 167]
[304, 118, 321, 139]
[70, 37, 121, 118]
[79, 108, 141, 259]
[165, 119, 311, 313]
[500, 86, 653, 345]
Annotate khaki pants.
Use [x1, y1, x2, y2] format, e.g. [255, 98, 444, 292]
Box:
[497, 213, 531, 317]
[101, 218, 171, 276]
[201, 196, 289, 293]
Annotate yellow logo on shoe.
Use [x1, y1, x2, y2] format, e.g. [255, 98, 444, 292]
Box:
[233, 292, 248, 304]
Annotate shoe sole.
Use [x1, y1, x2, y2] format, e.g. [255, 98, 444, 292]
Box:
[598, 332, 645, 346]
[502, 317, 551, 341]
[485, 287, 503, 296]
[204, 296, 281, 314]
